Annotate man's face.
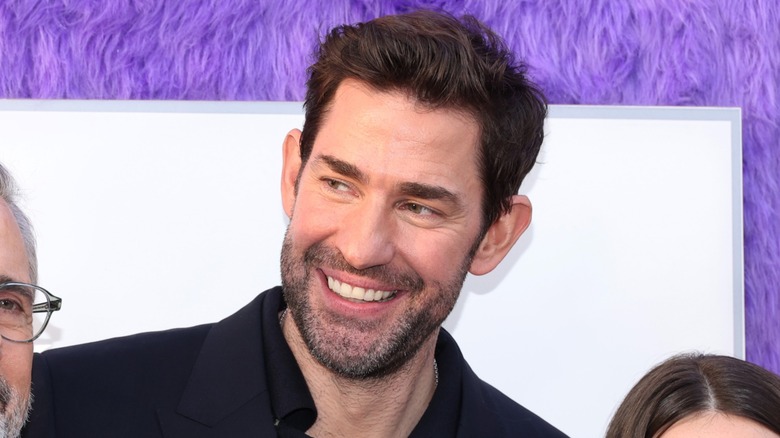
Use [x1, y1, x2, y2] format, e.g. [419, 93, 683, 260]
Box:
[0, 200, 33, 436]
[280, 79, 485, 379]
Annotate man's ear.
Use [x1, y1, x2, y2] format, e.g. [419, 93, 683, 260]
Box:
[281, 129, 303, 218]
[469, 195, 532, 275]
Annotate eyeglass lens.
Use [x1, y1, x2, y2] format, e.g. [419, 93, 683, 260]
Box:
[0, 283, 52, 342]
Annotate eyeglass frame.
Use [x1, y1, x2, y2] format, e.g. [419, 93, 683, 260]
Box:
[0, 282, 62, 343]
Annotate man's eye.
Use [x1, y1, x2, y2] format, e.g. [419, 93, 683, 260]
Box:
[0, 298, 23, 313]
[325, 179, 350, 191]
[404, 202, 435, 216]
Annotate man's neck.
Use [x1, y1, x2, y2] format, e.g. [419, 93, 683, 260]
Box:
[281, 312, 439, 438]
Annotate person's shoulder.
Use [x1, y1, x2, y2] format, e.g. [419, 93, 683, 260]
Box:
[27, 323, 218, 436]
[442, 329, 567, 437]
[464, 376, 569, 437]
[40, 322, 213, 366]
[25, 289, 281, 437]
[38, 286, 280, 366]
[33, 324, 215, 404]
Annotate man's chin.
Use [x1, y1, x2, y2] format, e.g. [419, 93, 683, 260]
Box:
[0, 388, 31, 438]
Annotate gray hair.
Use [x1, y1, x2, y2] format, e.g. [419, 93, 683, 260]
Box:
[0, 163, 38, 284]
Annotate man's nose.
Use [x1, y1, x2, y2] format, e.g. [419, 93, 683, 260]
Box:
[335, 200, 396, 270]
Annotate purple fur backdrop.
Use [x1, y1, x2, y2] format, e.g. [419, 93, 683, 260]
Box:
[1, 1, 778, 371]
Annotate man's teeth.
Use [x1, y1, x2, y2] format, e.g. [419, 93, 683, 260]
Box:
[327, 276, 396, 302]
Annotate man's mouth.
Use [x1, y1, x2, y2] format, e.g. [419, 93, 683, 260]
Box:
[327, 276, 397, 302]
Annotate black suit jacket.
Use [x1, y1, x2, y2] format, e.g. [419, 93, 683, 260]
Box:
[24, 287, 567, 437]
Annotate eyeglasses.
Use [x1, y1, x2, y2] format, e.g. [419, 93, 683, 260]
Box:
[0, 282, 62, 343]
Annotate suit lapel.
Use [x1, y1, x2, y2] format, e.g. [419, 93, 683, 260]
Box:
[158, 290, 280, 437]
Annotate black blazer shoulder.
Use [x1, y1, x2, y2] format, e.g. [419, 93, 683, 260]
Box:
[25, 290, 278, 438]
[438, 329, 568, 438]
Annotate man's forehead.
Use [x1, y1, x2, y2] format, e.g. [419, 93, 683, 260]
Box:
[0, 200, 20, 239]
[328, 79, 478, 125]
[0, 199, 29, 283]
[320, 80, 480, 151]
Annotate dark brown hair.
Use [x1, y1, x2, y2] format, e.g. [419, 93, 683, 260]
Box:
[300, 10, 547, 231]
[607, 353, 780, 438]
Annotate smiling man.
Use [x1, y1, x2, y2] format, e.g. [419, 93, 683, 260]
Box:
[0, 163, 61, 438]
[24, 11, 565, 438]
[277, 78, 551, 436]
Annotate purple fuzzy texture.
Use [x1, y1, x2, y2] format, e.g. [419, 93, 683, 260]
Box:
[1, 1, 778, 371]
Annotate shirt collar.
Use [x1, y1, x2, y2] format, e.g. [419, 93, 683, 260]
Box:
[262, 288, 462, 437]
[261, 290, 317, 434]
[409, 330, 462, 437]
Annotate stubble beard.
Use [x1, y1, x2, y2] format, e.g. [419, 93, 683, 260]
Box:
[280, 229, 475, 381]
[0, 376, 30, 438]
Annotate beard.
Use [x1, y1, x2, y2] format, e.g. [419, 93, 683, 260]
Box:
[0, 376, 30, 438]
[280, 228, 477, 381]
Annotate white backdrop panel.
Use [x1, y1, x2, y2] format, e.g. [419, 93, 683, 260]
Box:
[0, 101, 742, 438]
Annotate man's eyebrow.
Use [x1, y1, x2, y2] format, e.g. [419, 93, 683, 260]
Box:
[0, 275, 34, 301]
[312, 154, 464, 209]
[314, 154, 367, 184]
[398, 182, 463, 208]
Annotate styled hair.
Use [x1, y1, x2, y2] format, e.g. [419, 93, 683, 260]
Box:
[607, 353, 780, 438]
[0, 162, 37, 284]
[300, 10, 547, 231]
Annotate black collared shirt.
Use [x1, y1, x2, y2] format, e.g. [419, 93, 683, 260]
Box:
[260, 289, 460, 437]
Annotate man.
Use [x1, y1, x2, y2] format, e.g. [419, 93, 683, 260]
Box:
[24, 11, 566, 437]
[0, 163, 61, 438]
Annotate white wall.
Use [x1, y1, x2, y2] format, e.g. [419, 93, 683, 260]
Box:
[0, 101, 742, 437]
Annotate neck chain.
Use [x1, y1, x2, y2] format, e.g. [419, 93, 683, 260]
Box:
[279, 308, 439, 386]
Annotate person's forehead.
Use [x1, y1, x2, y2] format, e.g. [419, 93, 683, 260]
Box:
[0, 199, 29, 283]
[317, 79, 480, 161]
[326, 79, 478, 126]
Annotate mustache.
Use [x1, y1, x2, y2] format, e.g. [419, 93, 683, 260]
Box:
[303, 242, 425, 292]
